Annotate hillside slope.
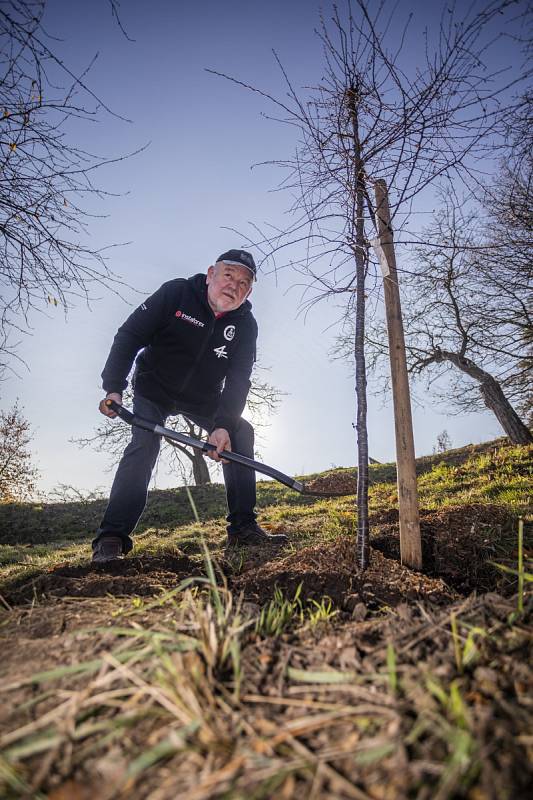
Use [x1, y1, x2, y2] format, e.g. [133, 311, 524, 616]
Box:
[0, 436, 530, 598]
[0, 438, 531, 799]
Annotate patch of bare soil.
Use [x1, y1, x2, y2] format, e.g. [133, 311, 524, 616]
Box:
[0, 598, 129, 683]
[238, 592, 532, 800]
[4, 522, 465, 615]
[370, 503, 521, 593]
[3, 552, 201, 606]
[3, 497, 520, 624]
[304, 472, 357, 495]
[0, 586, 530, 799]
[291, 471, 524, 598]
[232, 539, 456, 609]
[1, 458, 530, 798]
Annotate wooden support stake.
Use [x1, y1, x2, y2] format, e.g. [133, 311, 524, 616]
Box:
[374, 179, 422, 569]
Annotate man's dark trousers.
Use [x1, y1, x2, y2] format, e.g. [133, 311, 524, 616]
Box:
[93, 393, 257, 554]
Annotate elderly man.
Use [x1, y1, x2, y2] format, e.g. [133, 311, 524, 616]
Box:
[92, 249, 287, 563]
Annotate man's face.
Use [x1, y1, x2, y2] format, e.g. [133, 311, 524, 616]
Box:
[206, 262, 253, 313]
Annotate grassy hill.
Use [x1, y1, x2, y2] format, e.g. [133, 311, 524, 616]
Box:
[0, 436, 530, 595]
[0, 438, 531, 799]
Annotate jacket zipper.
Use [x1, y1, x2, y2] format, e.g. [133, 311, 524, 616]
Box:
[175, 315, 216, 397]
[174, 286, 245, 399]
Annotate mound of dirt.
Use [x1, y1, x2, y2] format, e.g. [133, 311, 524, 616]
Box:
[232, 538, 456, 609]
[304, 472, 357, 495]
[4, 552, 201, 605]
[5, 534, 459, 613]
[370, 502, 522, 593]
[4, 500, 522, 612]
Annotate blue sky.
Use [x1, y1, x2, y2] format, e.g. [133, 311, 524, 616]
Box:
[1, 0, 527, 495]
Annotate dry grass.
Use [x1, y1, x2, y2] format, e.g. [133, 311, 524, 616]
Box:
[0, 441, 531, 798]
[0, 544, 531, 799]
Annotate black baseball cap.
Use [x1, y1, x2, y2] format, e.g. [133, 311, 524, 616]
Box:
[216, 249, 257, 280]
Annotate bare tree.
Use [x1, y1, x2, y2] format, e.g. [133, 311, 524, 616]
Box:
[402, 196, 532, 444]
[482, 99, 533, 425]
[337, 86, 533, 444]
[75, 366, 284, 487]
[516, 329, 533, 427]
[433, 430, 452, 455]
[210, 0, 531, 567]
[345, 183, 532, 443]
[0, 0, 138, 374]
[74, 387, 213, 487]
[0, 401, 39, 501]
[163, 416, 213, 487]
[47, 483, 106, 504]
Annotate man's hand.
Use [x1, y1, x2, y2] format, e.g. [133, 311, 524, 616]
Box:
[99, 392, 123, 418]
[207, 428, 231, 464]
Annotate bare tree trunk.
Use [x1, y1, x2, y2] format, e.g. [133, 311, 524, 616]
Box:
[479, 378, 532, 444]
[433, 349, 532, 444]
[168, 442, 212, 486]
[191, 452, 212, 485]
[355, 194, 369, 569]
[183, 419, 212, 485]
[347, 87, 370, 570]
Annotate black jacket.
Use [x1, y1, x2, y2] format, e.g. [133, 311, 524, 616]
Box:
[101, 273, 258, 431]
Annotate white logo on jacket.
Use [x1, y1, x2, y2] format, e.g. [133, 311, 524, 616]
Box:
[213, 345, 228, 359]
[175, 310, 205, 328]
[223, 325, 235, 341]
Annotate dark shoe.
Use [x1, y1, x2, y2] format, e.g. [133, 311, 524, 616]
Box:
[227, 523, 288, 547]
[92, 536, 124, 563]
